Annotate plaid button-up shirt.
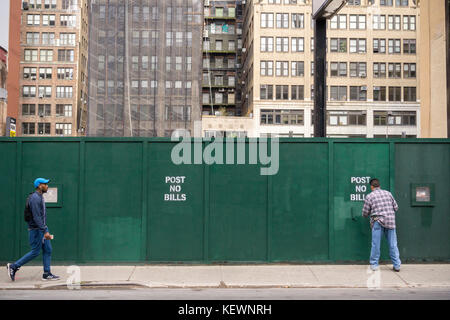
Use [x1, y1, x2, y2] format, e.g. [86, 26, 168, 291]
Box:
[362, 188, 399, 229]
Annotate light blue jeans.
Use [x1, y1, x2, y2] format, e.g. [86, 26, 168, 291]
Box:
[370, 221, 401, 270]
[13, 228, 52, 273]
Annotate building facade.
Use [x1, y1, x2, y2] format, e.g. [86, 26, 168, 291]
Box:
[0, 47, 7, 136]
[419, 0, 448, 138]
[202, 0, 244, 117]
[8, 0, 89, 137]
[240, 0, 420, 138]
[87, 0, 204, 137]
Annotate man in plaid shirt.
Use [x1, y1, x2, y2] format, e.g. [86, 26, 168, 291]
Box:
[362, 178, 401, 272]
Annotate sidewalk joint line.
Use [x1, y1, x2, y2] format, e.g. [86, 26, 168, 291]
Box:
[307, 266, 320, 282]
[127, 266, 137, 282]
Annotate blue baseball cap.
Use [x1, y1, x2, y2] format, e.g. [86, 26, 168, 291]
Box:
[34, 178, 50, 188]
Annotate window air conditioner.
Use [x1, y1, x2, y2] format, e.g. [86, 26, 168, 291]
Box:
[39, 93, 44, 98]
[360, 72, 366, 78]
[361, 86, 367, 91]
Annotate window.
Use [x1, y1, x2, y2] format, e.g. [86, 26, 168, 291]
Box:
[261, 13, 274, 28]
[55, 123, 72, 136]
[42, 15, 56, 26]
[58, 49, 74, 62]
[373, 15, 386, 30]
[142, 56, 149, 70]
[396, 0, 409, 6]
[373, 39, 386, 53]
[260, 61, 274, 76]
[291, 13, 304, 28]
[59, 33, 76, 46]
[151, 56, 158, 70]
[40, 50, 53, 62]
[291, 61, 304, 77]
[57, 68, 73, 80]
[23, 67, 37, 80]
[260, 109, 304, 126]
[56, 86, 73, 98]
[350, 86, 367, 101]
[22, 104, 36, 116]
[403, 15, 416, 31]
[403, 39, 416, 54]
[165, 106, 191, 122]
[276, 61, 289, 76]
[24, 49, 38, 62]
[388, 87, 402, 101]
[404, 87, 416, 101]
[23, 86, 36, 97]
[215, 40, 223, 51]
[276, 85, 289, 100]
[348, 0, 361, 5]
[56, 104, 72, 117]
[350, 39, 366, 53]
[291, 86, 304, 100]
[403, 63, 416, 78]
[380, 0, 393, 5]
[330, 38, 347, 52]
[166, 32, 173, 46]
[37, 123, 51, 135]
[330, 86, 347, 101]
[276, 37, 289, 52]
[291, 37, 304, 52]
[349, 15, 366, 29]
[26, 32, 40, 45]
[38, 104, 51, 116]
[374, 111, 416, 126]
[166, 56, 171, 71]
[349, 62, 366, 77]
[41, 32, 55, 45]
[260, 85, 273, 100]
[60, 14, 76, 27]
[388, 63, 402, 78]
[388, 15, 401, 30]
[330, 15, 347, 29]
[373, 86, 387, 101]
[39, 68, 52, 80]
[328, 111, 366, 126]
[373, 63, 386, 78]
[388, 39, 401, 54]
[27, 14, 40, 26]
[276, 13, 289, 28]
[22, 123, 36, 135]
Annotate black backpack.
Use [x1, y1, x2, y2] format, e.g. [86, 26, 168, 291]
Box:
[24, 192, 34, 223]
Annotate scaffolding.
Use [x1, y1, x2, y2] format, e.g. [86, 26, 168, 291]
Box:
[87, 0, 204, 137]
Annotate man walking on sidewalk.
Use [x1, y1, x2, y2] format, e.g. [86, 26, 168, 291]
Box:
[362, 178, 401, 272]
[6, 178, 60, 281]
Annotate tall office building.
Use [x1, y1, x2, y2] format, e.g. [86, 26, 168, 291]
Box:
[240, 0, 421, 138]
[7, 0, 89, 136]
[202, 0, 244, 117]
[87, 0, 204, 137]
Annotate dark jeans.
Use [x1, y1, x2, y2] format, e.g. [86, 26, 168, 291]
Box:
[14, 229, 52, 273]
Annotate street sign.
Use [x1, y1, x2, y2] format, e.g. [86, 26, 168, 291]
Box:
[6, 117, 16, 137]
[313, 0, 348, 19]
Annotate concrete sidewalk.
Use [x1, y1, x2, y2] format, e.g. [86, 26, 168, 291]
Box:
[1, 264, 450, 290]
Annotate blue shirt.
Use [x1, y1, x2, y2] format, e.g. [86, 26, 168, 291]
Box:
[28, 191, 48, 233]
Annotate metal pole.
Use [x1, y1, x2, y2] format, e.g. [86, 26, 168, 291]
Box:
[314, 18, 327, 137]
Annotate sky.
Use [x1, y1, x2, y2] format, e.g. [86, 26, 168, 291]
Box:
[0, 0, 9, 50]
